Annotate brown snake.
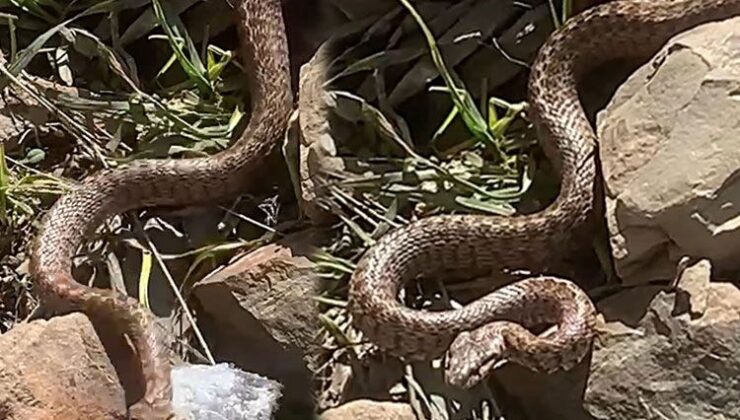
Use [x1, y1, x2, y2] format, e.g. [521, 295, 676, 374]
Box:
[348, 0, 740, 388]
[29, 0, 291, 418]
[25, 0, 740, 417]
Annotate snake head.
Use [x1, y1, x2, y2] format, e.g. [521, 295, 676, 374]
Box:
[445, 327, 508, 389]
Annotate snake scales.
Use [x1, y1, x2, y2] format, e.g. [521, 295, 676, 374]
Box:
[348, 0, 740, 388]
[29, 0, 291, 418]
[25, 0, 739, 417]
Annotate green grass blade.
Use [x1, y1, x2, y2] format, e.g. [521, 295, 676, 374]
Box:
[151, 0, 212, 94]
[562, 0, 573, 23]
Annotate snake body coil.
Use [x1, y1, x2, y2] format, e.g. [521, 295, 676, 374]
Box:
[348, 0, 740, 387]
[29, 0, 291, 417]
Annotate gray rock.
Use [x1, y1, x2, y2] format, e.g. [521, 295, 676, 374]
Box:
[584, 260, 740, 419]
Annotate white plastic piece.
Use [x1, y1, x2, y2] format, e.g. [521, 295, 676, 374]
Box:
[172, 363, 282, 420]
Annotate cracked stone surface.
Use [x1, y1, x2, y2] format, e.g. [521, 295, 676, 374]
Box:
[597, 16, 740, 284]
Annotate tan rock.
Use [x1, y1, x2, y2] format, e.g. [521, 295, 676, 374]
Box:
[597, 16, 740, 284]
[320, 399, 416, 420]
[292, 40, 339, 225]
[675, 258, 712, 317]
[0, 313, 127, 420]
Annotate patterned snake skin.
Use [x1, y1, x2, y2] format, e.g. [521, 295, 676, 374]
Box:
[28, 0, 291, 418]
[348, 0, 740, 388]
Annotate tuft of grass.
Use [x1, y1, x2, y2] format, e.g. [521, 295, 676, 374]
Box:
[151, 0, 214, 95]
[397, 0, 506, 162]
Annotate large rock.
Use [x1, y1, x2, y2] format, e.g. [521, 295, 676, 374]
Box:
[584, 259, 740, 419]
[0, 314, 127, 420]
[597, 16, 740, 284]
[191, 228, 325, 412]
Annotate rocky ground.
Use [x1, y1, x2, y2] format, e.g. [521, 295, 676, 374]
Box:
[0, 1, 738, 420]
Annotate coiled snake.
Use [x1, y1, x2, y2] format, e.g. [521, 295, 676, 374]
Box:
[27, 0, 740, 418]
[348, 0, 740, 388]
